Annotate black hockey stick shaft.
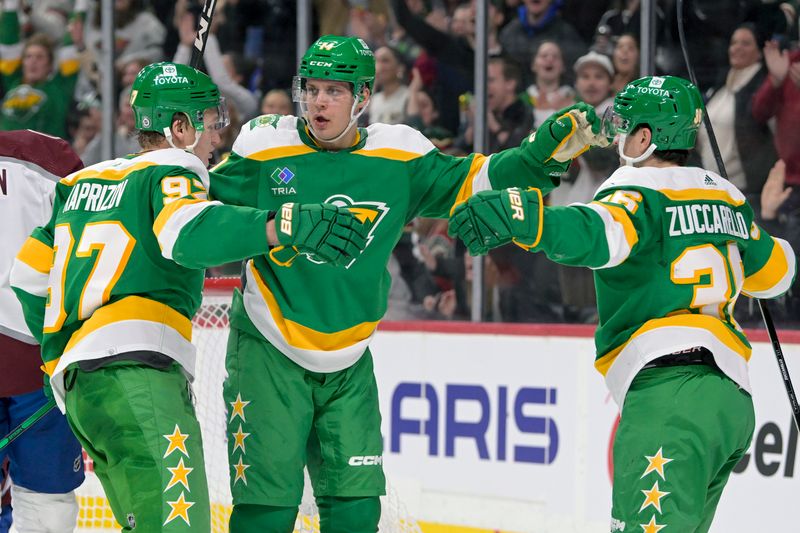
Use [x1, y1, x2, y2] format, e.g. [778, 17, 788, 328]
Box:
[677, 0, 800, 432]
[0, 399, 57, 452]
[190, 0, 218, 69]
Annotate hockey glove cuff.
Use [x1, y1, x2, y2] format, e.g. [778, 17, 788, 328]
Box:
[448, 188, 543, 256]
[528, 102, 609, 165]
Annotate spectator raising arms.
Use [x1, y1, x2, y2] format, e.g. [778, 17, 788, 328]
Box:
[752, 38, 800, 210]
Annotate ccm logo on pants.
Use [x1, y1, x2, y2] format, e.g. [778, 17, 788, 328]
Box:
[348, 455, 383, 466]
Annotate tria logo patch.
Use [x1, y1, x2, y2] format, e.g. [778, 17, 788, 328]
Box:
[270, 167, 297, 196]
[271, 167, 295, 185]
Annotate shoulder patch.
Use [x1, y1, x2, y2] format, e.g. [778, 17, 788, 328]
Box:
[361, 123, 436, 157]
[249, 114, 281, 130]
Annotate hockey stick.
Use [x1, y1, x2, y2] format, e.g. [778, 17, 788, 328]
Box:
[0, 399, 57, 453]
[677, 0, 800, 432]
[190, 0, 218, 69]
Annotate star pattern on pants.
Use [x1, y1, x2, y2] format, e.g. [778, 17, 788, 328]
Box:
[641, 447, 673, 480]
[232, 423, 250, 454]
[165, 457, 193, 492]
[232, 455, 250, 485]
[164, 491, 194, 526]
[229, 393, 251, 423]
[639, 515, 666, 533]
[639, 480, 670, 513]
[163, 425, 190, 459]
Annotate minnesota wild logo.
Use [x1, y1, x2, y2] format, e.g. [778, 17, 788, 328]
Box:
[305, 194, 389, 267]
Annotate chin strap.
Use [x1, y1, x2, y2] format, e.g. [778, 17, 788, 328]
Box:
[617, 134, 658, 166]
[163, 125, 202, 153]
[303, 97, 369, 145]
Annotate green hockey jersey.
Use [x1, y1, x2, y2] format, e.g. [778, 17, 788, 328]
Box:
[11, 149, 270, 410]
[210, 115, 565, 372]
[0, 8, 81, 138]
[529, 165, 796, 407]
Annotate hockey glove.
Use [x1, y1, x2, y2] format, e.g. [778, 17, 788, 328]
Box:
[275, 202, 368, 266]
[448, 187, 543, 256]
[528, 102, 609, 165]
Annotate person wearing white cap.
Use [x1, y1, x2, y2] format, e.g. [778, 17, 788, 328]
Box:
[574, 50, 615, 115]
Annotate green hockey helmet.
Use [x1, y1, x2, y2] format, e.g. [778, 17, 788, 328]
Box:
[293, 35, 375, 102]
[606, 75, 704, 151]
[130, 62, 229, 134]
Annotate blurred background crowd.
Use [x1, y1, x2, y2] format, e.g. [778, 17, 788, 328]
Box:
[1, 0, 798, 329]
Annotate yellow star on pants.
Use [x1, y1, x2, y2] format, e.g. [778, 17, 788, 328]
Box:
[229, 393, 251, 423]
[232, 424, 250, 454]
[165, 457, 193, 491]
[163, 425, 190, 458]
[640, 515, 666, 533]
[639, 480, 670, 513]
[232, 455, 250, 485]
[641, 447, 673, 479]
[163, 491, 194, 526]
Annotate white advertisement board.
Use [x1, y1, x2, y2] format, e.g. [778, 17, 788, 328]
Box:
[371, 325, 800, 533]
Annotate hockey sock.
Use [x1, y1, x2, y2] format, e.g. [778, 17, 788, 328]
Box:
[228, 503, 297, 533]
[316, 495, 381, 533]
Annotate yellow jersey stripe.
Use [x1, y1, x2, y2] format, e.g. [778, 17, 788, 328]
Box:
[63, 296, 192, 355]
[352, 147, 424, 162]
[247, 145, 316, 161]
[450, 153, 488, 215]
[744, 237, 789, 293]
[61, 161, 156, 186]
[59, 58, 81, 77]
[594, 313, 751, 376]
[595, 202, 639, 251]
[44, 358, 60, 377]
[153, 198, 206, 238]
[659, 189, 745, 206]
[250, 263, 378, 351]
[0, 58, 20, 77]
[16, 237, 53, 274]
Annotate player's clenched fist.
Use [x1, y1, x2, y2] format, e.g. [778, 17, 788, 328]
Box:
[448, 188, 543, 256]
[276, 202, 368, 265]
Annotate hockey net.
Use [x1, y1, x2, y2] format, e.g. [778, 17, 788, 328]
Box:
[75, 277, 420, 533]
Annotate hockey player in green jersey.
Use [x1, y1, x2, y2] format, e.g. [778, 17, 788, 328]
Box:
[448, 75, 797, 532]
[10, 62, 367, 532]
[209, 34, 607, 533]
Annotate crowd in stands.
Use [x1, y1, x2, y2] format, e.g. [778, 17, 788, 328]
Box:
[1, 0, 799, 327]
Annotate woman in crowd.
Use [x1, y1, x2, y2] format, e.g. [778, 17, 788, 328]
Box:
[697, 23, 776, 195]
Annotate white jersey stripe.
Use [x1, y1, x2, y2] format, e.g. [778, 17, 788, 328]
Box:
[156, 201, 221, 260]
[584, 203, 634, 269]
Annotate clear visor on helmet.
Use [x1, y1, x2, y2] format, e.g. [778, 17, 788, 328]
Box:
[292, 76, 355, 104]
[206, 96, 230, 131]
[600, 107, 631, 141]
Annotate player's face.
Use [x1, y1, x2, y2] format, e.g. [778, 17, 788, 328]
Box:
[304, 79, 359, 140]
[192, 108, 224, 166]
[22, 44, 52, 84]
